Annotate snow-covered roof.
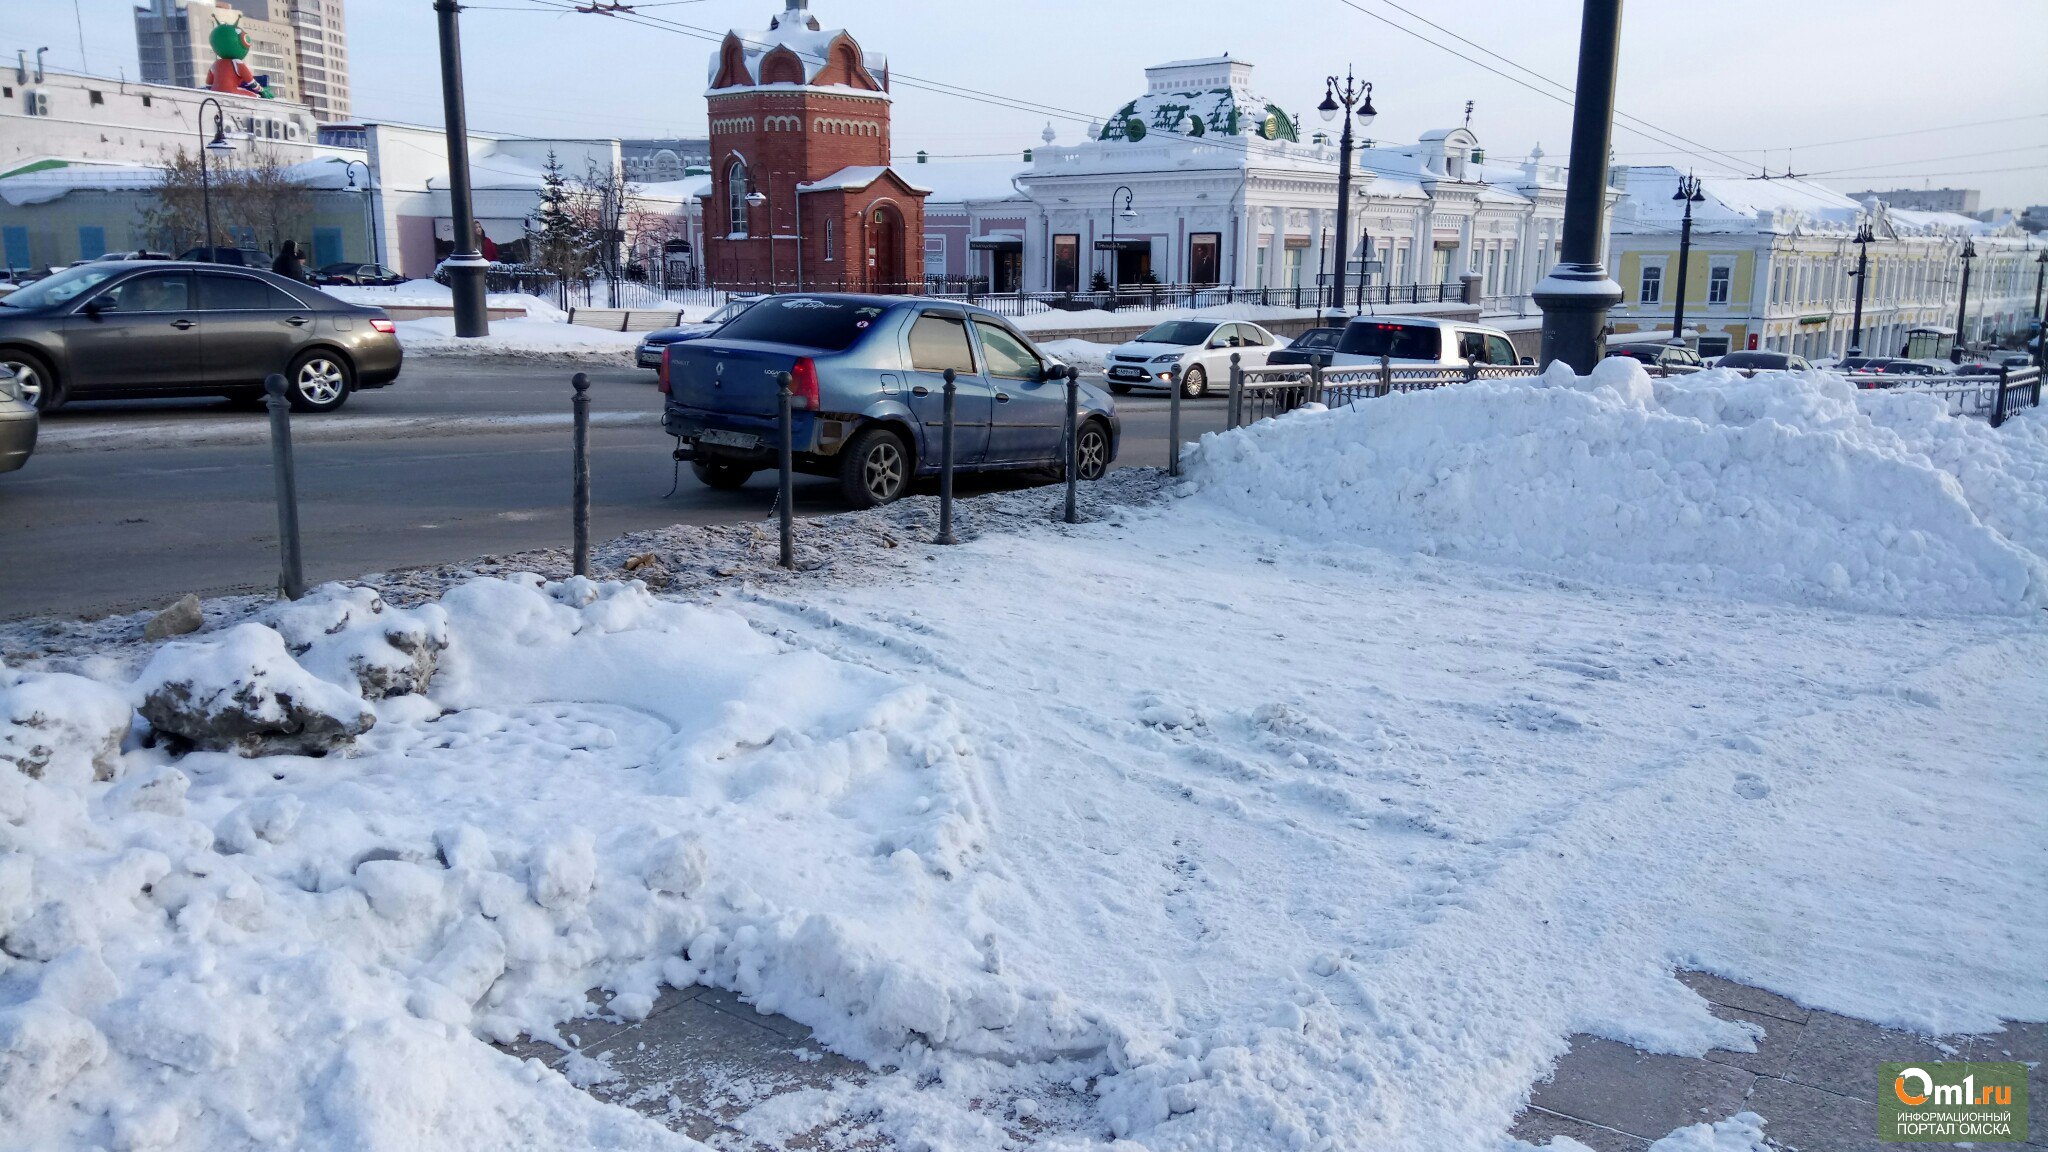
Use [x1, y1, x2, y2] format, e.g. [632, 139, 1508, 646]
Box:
[797, 165, 931, 195]
[909, 158, 1028, 205]
[706, 2, 886, 92]
[1100, 61, 1297, 144]
[0, 154, 373, 206]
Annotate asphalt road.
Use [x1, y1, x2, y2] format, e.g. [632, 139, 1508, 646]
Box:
[1, 358, 1226, 620]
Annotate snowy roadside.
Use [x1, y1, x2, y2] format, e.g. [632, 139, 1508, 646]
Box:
[395, 316, 643, 364]
[30, 410, 660, 455]
[2, 364, 2044, 1151]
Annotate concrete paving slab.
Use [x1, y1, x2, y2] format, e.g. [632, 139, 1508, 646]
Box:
[1962, 1022, 2046, 1148]
[493, 985, 706, 1068]
[1524, 1035, 1754, 1141]
[1508, 1106, 1651, 1151]
[1743, 1075, 1884, 1152]
[1703, 1004, 1804, 1079]
[1677, 970, 1812, 1025]
[696, 985, 816, 1042]
[1784, 1010, 1961, 1103]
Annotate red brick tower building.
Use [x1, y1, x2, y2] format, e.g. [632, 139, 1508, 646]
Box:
[702, 0, 929, 292]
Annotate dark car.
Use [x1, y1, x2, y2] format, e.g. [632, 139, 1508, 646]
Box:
[0, 261, 402, 413]
[178, 246, 274, 268]
[1265, 326, 1344, 368]
[662, 294, 1119, 508]
[1607, 342, 1704, 371]
[1871, 360, 1947, 377]
[0, 365, 35, 473]
[638, 297, 761, 373]
[1715, 350, 1813, 372]
[314, 262, 407, 287]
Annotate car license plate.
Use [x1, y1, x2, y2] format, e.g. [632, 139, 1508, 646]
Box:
[1109, 366, 1146, 379]
[698, 429, 758, 450]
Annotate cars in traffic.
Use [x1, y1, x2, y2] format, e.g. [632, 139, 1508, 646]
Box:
[638, 297, 761, 374]
[0, 365, 35, 474]
[661, 293, 1118, 508]
[0, 260, 402, 412]
[1265, 326, 1343, 368]
[1869, 359, 1946, 377]
[1713, 350, 1814, 372]
[178, 246, 274, 268]
[1104, 319, 1280, 397]
[1607, 342, 1705, 372]
[1325, 316, 1522, 369]
[313, 262, 407, 286]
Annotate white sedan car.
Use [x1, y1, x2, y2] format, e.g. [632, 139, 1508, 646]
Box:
[1103, 319, 1279, 398]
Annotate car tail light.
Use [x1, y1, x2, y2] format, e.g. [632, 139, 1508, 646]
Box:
[790, 357, 821, 410]
[658, 346, 672, 394]
[369, 318, 396, 334]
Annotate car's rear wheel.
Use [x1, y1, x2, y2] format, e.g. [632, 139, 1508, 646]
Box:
[287, 350, 352, 413]
[0, 350, 61, 412]
[1181, 365, 1207, 399]
[1076, 419, 1111, 481]
[1108, 382, 1134, 395]
[692, 460, 754, 490]
[839, 426, 910, 509]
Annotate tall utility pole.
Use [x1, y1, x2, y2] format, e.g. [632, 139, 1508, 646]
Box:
[1667, 172, 1703, 347]
[435, 0, 490, 338]
[1318, 68, 1377, 316]
[1846, 222, 1876, 357]
[2032, 249, 2046, 367]
[1533, 0, 1625, 372]
[1953, 238, 1976, 359]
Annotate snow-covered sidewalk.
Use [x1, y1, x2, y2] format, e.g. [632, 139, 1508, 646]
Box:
[2, 364, 2043, 1151]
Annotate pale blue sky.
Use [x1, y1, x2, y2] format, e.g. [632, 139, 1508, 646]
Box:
[8, 0, 2047, 207]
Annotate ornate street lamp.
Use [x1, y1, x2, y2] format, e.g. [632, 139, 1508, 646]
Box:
[1667, 172, 1705, 347]
[1107, 185, 1136, 296]
[1846, 222, 1877, 357]
[1318, 68, 1377, 315]
[197, 97, 235, 262]
[1953, 238, 1977, 360]
[746, 190, 771, 289]
[2032, 249, 2047, 367]
[341, 158, 380, 270]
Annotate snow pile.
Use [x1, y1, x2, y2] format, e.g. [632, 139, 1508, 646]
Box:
[1035, 338, 1116, 371]
[324, 284, 570, 323]
[1533, 1113, 1771, 1152]
[1189, 358, 2048, 613]
[395, 316, 641, 361]
[0, 576, 1090, 1150]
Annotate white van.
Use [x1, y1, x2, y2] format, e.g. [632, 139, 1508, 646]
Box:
[1326, 316, 1523, 369]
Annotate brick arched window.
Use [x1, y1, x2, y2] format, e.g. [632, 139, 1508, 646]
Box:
[726, 158, 751, 236]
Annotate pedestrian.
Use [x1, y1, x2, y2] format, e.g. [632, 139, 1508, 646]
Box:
[272, 240, 309, 282]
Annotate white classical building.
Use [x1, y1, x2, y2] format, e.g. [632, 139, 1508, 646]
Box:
[921, 56, 1600, 313]
[1608, 167, 2043, 360]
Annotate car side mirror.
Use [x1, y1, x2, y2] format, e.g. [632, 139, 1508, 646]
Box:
[1519, 356, 1534, 365]
[1039, 363, 1064, 383]
[81, 298, 108, 316]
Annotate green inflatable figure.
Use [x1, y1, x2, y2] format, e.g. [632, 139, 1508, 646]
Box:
[206, 16, 275, 100]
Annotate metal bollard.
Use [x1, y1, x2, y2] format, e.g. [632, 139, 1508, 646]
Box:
[1063, 365, 1080, 524]
[1310, 352, 1326, 409]
[1379, 352, 1393, 398]
[263, 374, 305, 601]
[1167, 363, 1183, 478]
[936, 367, 959, 545]
[776, 371, 794, 568]
[1228, 352, 1243, 430]
[571, 372, 591, 577]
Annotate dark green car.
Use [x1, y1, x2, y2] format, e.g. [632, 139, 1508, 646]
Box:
[0, 261, 403, 413]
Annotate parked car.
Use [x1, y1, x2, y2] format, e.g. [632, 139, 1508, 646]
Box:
[0, 260, 402, 413]
[1714, 350, 1814, 372]
[1607, 342, 1704, 371]
[1836, 356, 1890, 373]
[1952, 361, 2007, 377]
[1870, 359, 1947, 377]
[1264, 326, 1344, 368]
[1326, 316, 1522, 369]
[313, 262, 407, 287]
[72, 251, 173, 266]
[661, 293, 1119, 508]
[178, 246, 274, 268]
[0, 364, 35, 473]
[1104, 320, 1280, 398]
[1994, 351, 2036, 369]
[638, 297, 762, 373]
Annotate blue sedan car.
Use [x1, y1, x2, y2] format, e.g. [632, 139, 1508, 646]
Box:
[636, 297, 760, 372]
[661, 294, 1118, 507]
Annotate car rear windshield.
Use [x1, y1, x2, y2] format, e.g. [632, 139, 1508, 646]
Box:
[1136, 321, 1215, 346]
[1337, 322, 1442, 360]
[710, 296, 889, 351]
[1295, 328, 1342, 350]
[0, 265, 119, 308]
[1717, 352, 1783, 369]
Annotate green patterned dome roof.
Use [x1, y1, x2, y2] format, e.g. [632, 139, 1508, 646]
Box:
[1100, 89, 1297, 144]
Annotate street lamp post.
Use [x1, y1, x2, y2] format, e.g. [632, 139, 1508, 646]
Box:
[1107, 185, 1135, 298]
[341, 158, 379, 269]
[1953, 238, 1977, 360]
[433, 0, 489, 337]
[1846, 222, 1876, 357]
[196, 97, 235, 262]
[746, 190, 771, 289]
[1318, 69, 1377, 317]
[2032, 249, 2048, 367]
[1533, 0, 1627, 372]
[1667, 171, 1704, 348]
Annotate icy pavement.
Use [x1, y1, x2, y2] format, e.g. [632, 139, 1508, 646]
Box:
[1, 364, 2043, 1151]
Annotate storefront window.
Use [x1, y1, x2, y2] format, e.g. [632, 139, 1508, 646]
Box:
[1052, 234, 1079, 293]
